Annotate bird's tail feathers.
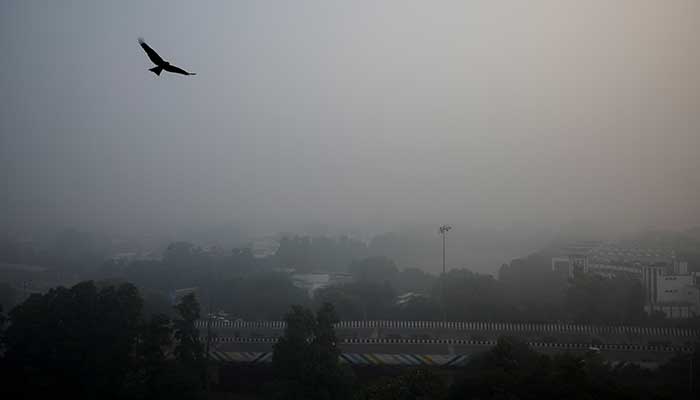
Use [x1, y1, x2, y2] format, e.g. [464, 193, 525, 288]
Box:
[149, 66, 163, 76]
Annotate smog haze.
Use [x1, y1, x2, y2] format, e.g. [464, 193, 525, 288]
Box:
[2, 0, 699, 242]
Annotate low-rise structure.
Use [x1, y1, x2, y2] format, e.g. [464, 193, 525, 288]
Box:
[171, 286, 200, 305]
[552, 242, 699, 319]
[291, 272, 354, 297]
[251, 237, 280, 259]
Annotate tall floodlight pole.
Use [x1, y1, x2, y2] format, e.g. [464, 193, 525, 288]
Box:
[439, 224, 452, 322]
[206, 271, 216, 395]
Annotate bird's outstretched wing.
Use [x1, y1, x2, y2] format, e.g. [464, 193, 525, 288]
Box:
[163, 64, 196, 76]
[138, 38, 165, 65]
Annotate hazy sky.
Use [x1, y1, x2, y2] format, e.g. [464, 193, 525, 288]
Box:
[2, 1, 699, 238]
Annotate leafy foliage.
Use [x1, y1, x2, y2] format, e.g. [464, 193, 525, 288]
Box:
[349, 256, 399, 284]
[3, 281, 143, 398]
[359, 368, 447, 400]
[275, 235, 369, 272]
[215, 271, 309, 320]
[449, 337, 699, 400]
[315, 282, 396, 320]
[566, 275, 645, 324]
[0, 280, 207, 400]
[0, 282, 16, 310]
[272, 303, 355, 400]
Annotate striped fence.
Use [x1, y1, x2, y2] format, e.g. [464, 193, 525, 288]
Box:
[203, 336, 694, 353]
[210, 351, 272, 364]
[340, 353, 468, 367]
[197, 320, 700, 338]
[208, 351, 468, 367]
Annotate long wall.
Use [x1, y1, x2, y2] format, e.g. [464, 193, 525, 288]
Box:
[197, 320, 699, 346]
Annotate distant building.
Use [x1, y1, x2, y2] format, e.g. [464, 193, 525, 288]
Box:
[251, 237, 280, 259]
[107, 251, 161, 263]
[395, 292, 428, 306]
[291, 272, 354, 298]
[553, 241, 699, 319]
[171, 287, 200, 305]
[551, 257, 575, 279]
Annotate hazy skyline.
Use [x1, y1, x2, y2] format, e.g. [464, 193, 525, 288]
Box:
[2, 1, 699, 239]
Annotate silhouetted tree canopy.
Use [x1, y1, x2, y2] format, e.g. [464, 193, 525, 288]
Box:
[0, 282, 16, 310]
[566, 275, 645, 325]
[216, 271, 309, 320]
[271, 303, 354, 400]
[358, 368, 447, 400]
[3, 281, 142, 398]
[0, 280, 208, 400]
[315, 282, 395, 320]
[349, 256, 399, 284]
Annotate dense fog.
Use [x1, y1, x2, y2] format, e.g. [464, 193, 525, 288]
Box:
[2, 1, 699, 248]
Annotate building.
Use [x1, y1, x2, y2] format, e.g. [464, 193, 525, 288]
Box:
[550, 241, 601, 279]
[552, 241, 699, 319]
[251, 237, 280, 259]
[107, 251, 161, 263]
[551, 257, 576, 279]
[395, 292, 428, 306]
[647, 274, 700, 318]
[291, 272, 354, 298]
[171, 287, 200, 305]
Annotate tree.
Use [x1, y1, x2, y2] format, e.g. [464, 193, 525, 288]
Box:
[125, 313, 175, 399]
[50, 228, 106, 272]
[654, 346, 700, 399]
[394, 295, 441, 321]
[0, 304, 6, 353]
[218, 271, 309, 320]
[314, 282, 395, 320]
[313, 302, 353, 398]
[499, 251, 568, 322]
[0, 282, 16, 310]
[566, 275, 645, 324]
[137, 292, 206, 400]
[348, 256, 399, 284]
[394, 267, 437, 295]
[449, 337, 652, 400]
[436, 269, 513, 321]
[273, 235, 369, 272]
[360, 368, 447, 400]
[276, 236, 312, 271]
[162, 242, 212, 290]
[450, 337, 551, 399]
[272, 303, 354, 400]
[3, 281, 143, 399]
[173, 293, 205, 368]
[272, 305, 319, 399]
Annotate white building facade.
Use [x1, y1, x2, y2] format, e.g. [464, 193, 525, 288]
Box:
[553, 242, 699, 319]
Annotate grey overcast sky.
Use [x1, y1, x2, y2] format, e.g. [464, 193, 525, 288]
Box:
[1, 1, 699, 238]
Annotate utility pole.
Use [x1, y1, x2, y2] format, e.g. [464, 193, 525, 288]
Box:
[205, 275, 215, 395]
[206, 296, 213, 359]
[439, 224, 452, 323]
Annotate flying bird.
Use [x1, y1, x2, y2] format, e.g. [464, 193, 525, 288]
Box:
[138, 38, 196, 76]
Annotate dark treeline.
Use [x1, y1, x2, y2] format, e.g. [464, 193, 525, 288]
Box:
[446, 336, 699, 400]
[2, 230, 700, 327]
[100, 245, 654, 325]
[0, 281, 206, 399]
[2, 288, 697, 399]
